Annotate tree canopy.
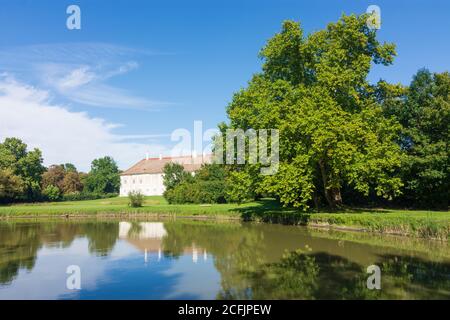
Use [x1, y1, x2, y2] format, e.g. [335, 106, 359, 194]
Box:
[0, 138, 45, 201]
[84, 156, 120, 194]
[381, 69, 449, 208]
[224, 15, 403, 210]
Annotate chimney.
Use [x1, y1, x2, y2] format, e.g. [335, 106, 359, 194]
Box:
[145, 153, 149, 160]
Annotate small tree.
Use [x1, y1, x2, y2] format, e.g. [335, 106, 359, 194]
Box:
[128, 191, 144, 208]
[43, 185, 61, 202]
[162, 163, 192, 191]
[0, 168, 24, 202]
[84, 156, 120, 194]
[0, 137, 45, 201]
[62, 171, 83, 194]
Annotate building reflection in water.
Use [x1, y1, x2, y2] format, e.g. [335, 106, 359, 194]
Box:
[118, 222, 207, 263]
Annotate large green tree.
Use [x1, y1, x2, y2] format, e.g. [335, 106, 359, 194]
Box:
[224, 15, 403, 210]
[0, 138, 45, 200]
[84, 156, 120, 194]
[381, 69, 449, 208]
[0, 168, 24, 201]
[162, 162, 192, 191]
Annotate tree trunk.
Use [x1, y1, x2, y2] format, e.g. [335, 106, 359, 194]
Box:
[329, 187, 343, 207]
[318, 160, 342, 209]
[312, 190, 320, 212]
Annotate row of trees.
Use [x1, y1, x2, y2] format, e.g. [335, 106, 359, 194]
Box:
[164, 14, 448, 210]
[2, 15, 446, 210]
[219, 15, 448, 210]
[0, 137, 120, 203]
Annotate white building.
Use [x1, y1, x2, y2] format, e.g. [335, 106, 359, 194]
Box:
[118, 222, 208, 263]
[119, 154, 212, 196]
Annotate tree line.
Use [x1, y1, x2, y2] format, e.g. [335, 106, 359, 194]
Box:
[0, 137, 120, 203]
[164, 14, 449, 210]
[2, 14, 447, 210]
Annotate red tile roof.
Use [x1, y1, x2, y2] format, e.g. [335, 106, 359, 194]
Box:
[120, 154, 212, 176]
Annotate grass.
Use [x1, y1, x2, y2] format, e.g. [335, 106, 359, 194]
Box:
[0, 196, 246, 217]
[0, 196, 448, 239]
[236, 201, 450, 240]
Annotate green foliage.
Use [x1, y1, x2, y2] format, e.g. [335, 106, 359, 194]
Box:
[164, 181, 201, 204]
[225, 170, 257, 204]
[61, 191, 117, 202]
[0, 137, 117, 203]
[128, 191, 144, 208]
[42, 185, 61, 201]
[224, 15, 403, 210]
[84, 156, 120, 194]
[0, 168, 24, 202]
[382, 69, 449, 209]
[0, 138, 45, 201]
[164, 164, 228, 204]
[259, 156, 314, 210]
[162, 162, 192, 191]
[62, 163, 77, 173]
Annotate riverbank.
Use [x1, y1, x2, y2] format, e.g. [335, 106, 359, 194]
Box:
[0, 196, 448, 240]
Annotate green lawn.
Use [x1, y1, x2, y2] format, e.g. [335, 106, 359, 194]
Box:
[0, 196, 448, 239]
[0, 196, 259, 217]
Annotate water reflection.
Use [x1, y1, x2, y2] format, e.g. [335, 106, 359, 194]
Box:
[0, 220, 449, 299]
[118, 222, 208, 264]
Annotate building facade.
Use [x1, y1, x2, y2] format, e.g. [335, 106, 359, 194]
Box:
[119, 154, 212, 196]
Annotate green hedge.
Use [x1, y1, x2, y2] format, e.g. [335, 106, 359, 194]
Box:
[164, 180, 226, 204]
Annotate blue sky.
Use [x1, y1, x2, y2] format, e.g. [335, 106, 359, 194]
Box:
[0, 0, 448, 171]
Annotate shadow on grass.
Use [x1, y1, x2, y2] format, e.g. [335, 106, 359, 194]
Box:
[230, 199, 311, 225]
[230, 199, 398, 225]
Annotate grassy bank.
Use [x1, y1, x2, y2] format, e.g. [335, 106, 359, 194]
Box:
[0, 196, 246, 217]
[0, 196, 448, 240]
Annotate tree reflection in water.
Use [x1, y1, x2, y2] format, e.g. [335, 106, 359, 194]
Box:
[0, 221, 119, 284]
[219, 250, 450, 300]
[0, 220, 449, 299]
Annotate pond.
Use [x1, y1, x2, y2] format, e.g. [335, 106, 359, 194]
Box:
[0, 219, 449, 300]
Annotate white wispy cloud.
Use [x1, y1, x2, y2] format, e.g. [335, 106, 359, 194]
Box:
[0, 42, 174, 110]
[36, 62, 171, 110]
[0, 75, 169, 171]
[58, 66, 97, 89]
[0, 42, 158, 66]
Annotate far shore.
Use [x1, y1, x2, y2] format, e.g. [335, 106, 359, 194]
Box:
[0, 196, 448, 241]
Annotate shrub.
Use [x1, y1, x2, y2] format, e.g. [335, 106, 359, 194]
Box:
[163, 163, 228, 204]
[197, 180, 227, 203]
[164, 180, 226, 204]
[164, 182, 200, 204]
[43, 185, 61, 201]
[162, 163, 193, 191]
[62, 191, 118, 202]
[128, 191, 144, 207]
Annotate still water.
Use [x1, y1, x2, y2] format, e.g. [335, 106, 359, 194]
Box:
[0, 219, 449, 300]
